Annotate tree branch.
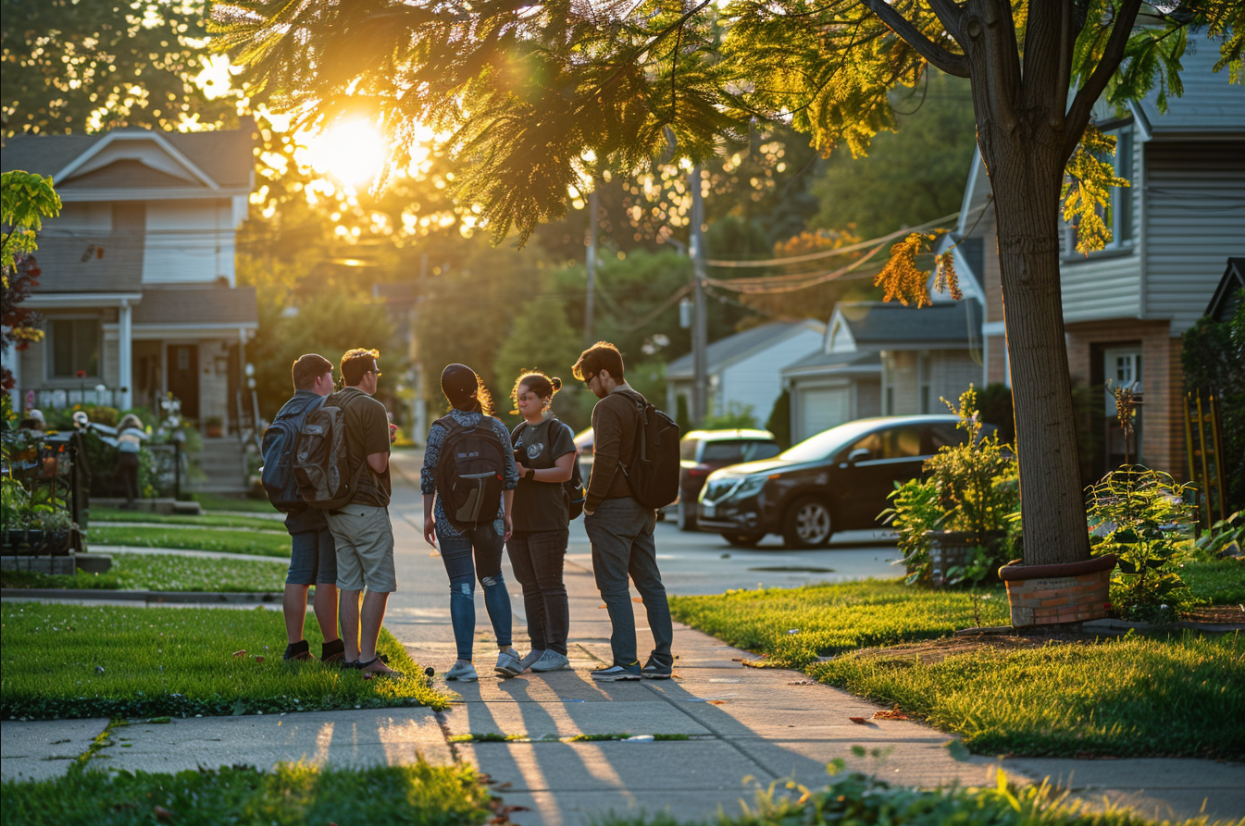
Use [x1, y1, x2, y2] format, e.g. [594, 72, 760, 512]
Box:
[864, 0, 969, 77]
[1062, 0, 1144, 161]
[925, 0, 965, 45]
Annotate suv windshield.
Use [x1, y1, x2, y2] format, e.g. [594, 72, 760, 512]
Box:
[779, 420, 894, 463]
[701, 440, 780, 464]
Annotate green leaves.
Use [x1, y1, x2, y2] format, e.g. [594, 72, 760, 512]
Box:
[1061, 125, 1130, 256]
[1, 169, 61, 264]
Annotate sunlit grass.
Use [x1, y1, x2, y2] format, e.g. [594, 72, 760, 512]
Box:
[89, 525, 291, 557]
[1, 761, 491, 826]
[1, 604, 447, 720]
[191, 492, 282, 514]
[91, 508, 286, 532]
[1182, 560, 1245, 607]
[1, 553, 288, 592]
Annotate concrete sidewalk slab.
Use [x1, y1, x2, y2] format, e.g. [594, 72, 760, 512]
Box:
[744, 737, 1003, 790]
[500, 789, 777, 826]
[443, 699, 712, 739]
[94, 709, 451, 774]
[0, 718, 110, 782]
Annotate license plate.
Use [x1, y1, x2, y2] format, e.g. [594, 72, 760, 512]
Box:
[701, 504, 716, 519]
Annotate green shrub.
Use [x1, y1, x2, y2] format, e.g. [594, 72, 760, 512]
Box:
[1193, 510, 1245, 561]
[1086, 465, 1196, 622]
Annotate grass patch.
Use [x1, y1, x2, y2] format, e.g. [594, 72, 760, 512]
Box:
[1, 553, 288, 592]
[1183, 560, 1245, 606]
[191, 492, 281, 514]
[1, 604, 449, 719]
[0, 761, 491, 826]
[90, 525, 291, 557]
[813, 631, 1244, 759]
[671, 580, 1245, 759]
[91, 508, 285, 532]
[669, 579, 1010, 669]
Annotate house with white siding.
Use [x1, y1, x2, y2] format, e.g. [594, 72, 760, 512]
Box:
[781, 300, 983, 443]
[666, 320, 825, 428]
[2, 123, 259, 488]
[942, 38, 1245, 478]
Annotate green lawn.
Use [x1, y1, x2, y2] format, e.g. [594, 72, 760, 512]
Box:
[1, 604, 448, 719]
[1, 762, 491, 826]
[669, 580, 1245, 759]
[1183, 560, 1245, 607]
[191, 492, 283, 514]
[91, 507, 286, 532]
[1, 553, 288, 592]
[89, 525, 291, 557]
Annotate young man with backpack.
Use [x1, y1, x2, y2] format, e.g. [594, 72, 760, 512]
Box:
[264, 354, 343, 662]
[573, 342, 677, 681]
[321, 348, 399, 677]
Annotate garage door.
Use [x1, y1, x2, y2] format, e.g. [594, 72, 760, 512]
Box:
[799, 387, 851, 441]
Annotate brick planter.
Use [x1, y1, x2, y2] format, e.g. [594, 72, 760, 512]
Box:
[927, 530, 1007, 587]
[998, 554, 1118, 627]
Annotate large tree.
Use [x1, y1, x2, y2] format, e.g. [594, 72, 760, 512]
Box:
[211, 1, 1241, 567]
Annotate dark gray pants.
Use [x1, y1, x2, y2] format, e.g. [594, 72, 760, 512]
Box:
[584, 497, 673, 668]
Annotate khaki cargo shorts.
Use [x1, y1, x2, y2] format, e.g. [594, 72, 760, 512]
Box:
[325, 505, 397, 593]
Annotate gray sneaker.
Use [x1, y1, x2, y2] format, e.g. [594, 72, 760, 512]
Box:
[495, 650, 523, 678]
[642, 659, 673, 680]
[445, 661, 478, 682]
[518, 649, 547, 672]
[529, 650, 571, 673]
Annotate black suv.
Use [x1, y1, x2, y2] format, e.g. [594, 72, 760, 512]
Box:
[696, 415, 975, 549]
[675, 429, 781, 531]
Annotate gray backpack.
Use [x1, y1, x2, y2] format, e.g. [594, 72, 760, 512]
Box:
[294, 391, 366, 510]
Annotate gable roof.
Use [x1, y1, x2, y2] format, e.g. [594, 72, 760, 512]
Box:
[1130, 37, 1245, 136]
[833, 300, 982, 349]
[666, 320, 824, 379]
[1206, 258, 1245, 323]
[1, 119, 255, 191]
[781, 349, 882, 377]
[132, 285, 258, 327]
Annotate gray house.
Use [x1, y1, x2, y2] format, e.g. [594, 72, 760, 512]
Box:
[942, 37, 1245, 476]
[782, 300, 983, 443]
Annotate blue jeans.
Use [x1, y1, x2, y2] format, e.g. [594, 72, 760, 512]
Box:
[584, 497, 673, 668]
[438, 523, 513, 661]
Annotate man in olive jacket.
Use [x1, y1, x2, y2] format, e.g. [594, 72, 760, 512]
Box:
[573, 341, 674, 681]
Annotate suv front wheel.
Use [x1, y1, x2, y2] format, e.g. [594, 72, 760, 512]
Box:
[782, 496, 834, 549]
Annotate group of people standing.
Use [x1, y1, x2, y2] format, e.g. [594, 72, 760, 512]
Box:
[274, 342, 673, 683]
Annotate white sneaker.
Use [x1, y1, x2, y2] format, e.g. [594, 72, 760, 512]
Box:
[495, 650, 523, 678]
[518, 649, 547, 672]
[446, 661, 478, 681]
[529, 651, 571, 672]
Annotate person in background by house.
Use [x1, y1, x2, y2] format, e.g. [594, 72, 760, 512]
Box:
[324, 348, 400, 677]
[275, 354, 343, 663]
[18, 408, 46, 432]
[421, 364, 521, 682]
[508, 371, 578, 674]
[573, 342, 674, 682]
[116, 413, 148, 510]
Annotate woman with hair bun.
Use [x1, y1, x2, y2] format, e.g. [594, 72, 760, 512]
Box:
[507, 370, 579, 674]
[421, 364, 521, 681]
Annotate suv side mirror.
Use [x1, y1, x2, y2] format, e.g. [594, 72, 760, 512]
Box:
[847, 448, 872, 464]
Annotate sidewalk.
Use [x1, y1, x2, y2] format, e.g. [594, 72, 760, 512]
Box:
[3, 452, 1242, 826]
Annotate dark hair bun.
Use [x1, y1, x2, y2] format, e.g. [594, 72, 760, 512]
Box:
[550, 377, 562, 392]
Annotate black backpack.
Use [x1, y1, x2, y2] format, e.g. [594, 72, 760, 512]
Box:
[260, 394, 327, 512]
[515, 418, 586, 521]
[618, 398, 680, 509]
[434, 415, 508, 527]
[293, 391, 367, 511]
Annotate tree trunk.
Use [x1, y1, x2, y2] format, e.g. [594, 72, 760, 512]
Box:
[985, 145, 1092, 567]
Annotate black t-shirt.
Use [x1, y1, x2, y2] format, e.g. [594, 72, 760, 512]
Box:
[511, 417, 577, 533]
[334, 388, 392, 508]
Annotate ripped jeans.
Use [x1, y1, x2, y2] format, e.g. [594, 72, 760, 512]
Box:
[437, 523, 513, 662]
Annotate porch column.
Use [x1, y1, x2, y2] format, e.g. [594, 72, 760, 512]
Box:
[118, 299, 134, 410]
[5, 338, 21, 411]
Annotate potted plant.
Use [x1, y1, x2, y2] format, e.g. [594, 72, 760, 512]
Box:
[205, 415, 224, 438]
[1, 475, 76, 555]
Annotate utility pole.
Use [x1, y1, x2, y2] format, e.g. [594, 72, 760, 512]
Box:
[584, 185, 599, 345]
[689, 166, 709, 425]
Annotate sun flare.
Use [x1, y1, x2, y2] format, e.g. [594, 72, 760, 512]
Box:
[304, 120, 389, 188]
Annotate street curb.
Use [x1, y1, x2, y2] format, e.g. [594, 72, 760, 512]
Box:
[0, 588, 297, 604]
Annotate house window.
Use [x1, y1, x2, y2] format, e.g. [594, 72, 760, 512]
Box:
[1064, 125, 1134, 255]
[50, 319, 102, 378]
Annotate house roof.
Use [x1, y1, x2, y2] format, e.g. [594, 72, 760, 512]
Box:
[1206, 258, 1245, 323]
[132, 286, 258, 327]
[1, 120, 255, 189]
[1131, 38, 1245, 136]
[835, 300, 982, 348]
[27, 233, 145, 293]
[781, 350, 881, 376]
[666, 320, 824, 379]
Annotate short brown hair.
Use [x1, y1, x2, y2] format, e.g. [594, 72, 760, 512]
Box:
[572, 341, 624, 382]
[510, 370, 562, 414]
[341, 348, 381, 386]
[291, 354, 333, 391]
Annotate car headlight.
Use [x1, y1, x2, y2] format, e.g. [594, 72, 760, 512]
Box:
[728, 476, 766, 499]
